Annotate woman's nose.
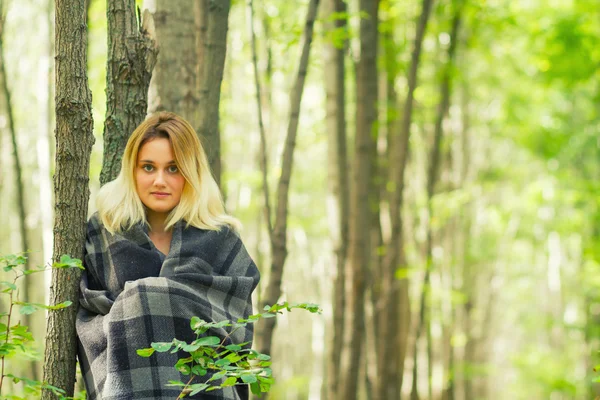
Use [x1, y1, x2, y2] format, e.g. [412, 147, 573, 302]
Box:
[154, 171, 167, 186]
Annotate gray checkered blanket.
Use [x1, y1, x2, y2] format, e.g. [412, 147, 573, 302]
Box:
[76, 213, 260, 399]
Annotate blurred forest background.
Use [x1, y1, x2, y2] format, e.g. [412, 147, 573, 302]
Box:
[1, 0, 600, 399]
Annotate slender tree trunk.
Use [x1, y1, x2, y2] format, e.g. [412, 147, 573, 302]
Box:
[0, 0, 28, 290]
[195, 0, 230, 187]
[366, 0, 382, 397]
[340, 1, 379, 399]
[100, 0, 157, 185]
[247, 0, 273, 237]
[414, 4, 463, 399]
[253, 6, 320, 398]
[41, 0, 94, 397]
[375, 5, 408, 398]
[378, 0, 433, 399]
[322, 1, 349, 398]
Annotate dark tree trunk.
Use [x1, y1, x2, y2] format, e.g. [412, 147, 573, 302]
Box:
[41, 0, 94, 397]
[195, 0, 231, 187]
[322, 0, 349, 398]
[340, 1, 379, 399]
[147, 0, 229, 186]
[99, 0, 158, 185]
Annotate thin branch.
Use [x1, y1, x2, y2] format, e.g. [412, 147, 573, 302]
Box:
[247, 0, 273, 236]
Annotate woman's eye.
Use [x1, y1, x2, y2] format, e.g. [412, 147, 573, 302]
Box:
[142, 164, 154, 172]
[168, 165, 179, 173]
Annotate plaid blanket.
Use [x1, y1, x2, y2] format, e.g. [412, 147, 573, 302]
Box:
[76, 213, 260, 400]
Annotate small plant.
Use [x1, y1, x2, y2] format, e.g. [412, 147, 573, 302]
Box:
[137, 302, 321, 398]
[0, 253, 84, 399]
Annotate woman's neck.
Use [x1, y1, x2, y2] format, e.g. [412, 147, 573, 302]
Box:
[146, 212, 169, 233]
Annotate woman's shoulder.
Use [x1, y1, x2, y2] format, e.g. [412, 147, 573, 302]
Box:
[186, 222, 239, 241]
[86, 212, 103, 233]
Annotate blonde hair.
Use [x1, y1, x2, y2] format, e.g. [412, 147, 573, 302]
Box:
[96, 112, 241, 233]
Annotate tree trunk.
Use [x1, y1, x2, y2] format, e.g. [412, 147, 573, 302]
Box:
[340, 1, 379, 399]
[41, 0, 94, 397]
[100, 0, 158, 185]
[414, 3, 463, 398]
[247, 0, 273, 237]
[195, 0, 230, 187]
[322, 0, 349, 398]
[253, 2, 320, 394]
[379, 0, 433, 399]
[146, 0, 196, 118]
[146, 0, 229, 186]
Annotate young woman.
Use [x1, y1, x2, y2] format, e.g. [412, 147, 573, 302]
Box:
[76, 112, 260, 400]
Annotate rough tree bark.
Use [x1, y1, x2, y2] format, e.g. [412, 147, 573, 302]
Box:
[253, 4, 320, 397]
[99, 0, 158, 185]
[322, 0, 349, 398]
[41, 0, 94, 397]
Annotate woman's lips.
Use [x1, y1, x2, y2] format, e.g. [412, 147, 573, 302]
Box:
[151, 192, 170, 198]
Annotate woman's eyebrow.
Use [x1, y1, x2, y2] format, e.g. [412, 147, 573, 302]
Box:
[139, 159, 177, 164]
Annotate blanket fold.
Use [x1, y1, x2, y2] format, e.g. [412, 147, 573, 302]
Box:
[77, 214, 260, 400]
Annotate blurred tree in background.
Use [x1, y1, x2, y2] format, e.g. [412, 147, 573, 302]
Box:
[0, 0, 599, 399]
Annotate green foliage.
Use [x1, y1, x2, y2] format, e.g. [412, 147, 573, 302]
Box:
[137, 302, 321, 398]
[0, 253, 85, 399]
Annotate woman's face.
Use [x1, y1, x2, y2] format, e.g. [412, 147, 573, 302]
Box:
[135, 138, 186, 220]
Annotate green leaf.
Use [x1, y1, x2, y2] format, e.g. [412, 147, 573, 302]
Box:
[191, 365, 207, 376]
[177, 364, 191, 375]
[225, 344, 242, 351]
[250, 381, 261, 395]
[241, 374, 257, 384]
[257, 354, 271, 361]
[151, 342, 173, 352]
[181, 342, 201, 352]
[0, 281, 16, 291]
[194, 336, 220, 346]
[209, 370, 227, 382]
[215, 358, 232, 367]
[190, 316, 204, 330]
[212, 320, 231, 329]
[46, 301, 73, 310]
[136, 348, 155, 357]
[222, 376, 237, 387]
[189, 383, 210, 395]
[19, 304, 38, 315]
[53, 255, 84, 270]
